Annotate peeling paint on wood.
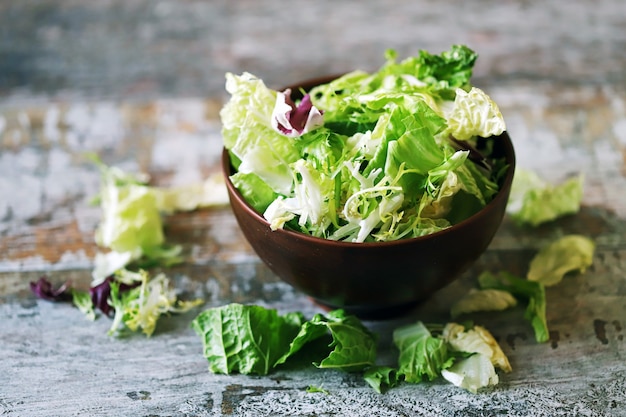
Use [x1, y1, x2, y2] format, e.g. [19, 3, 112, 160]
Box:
[2, 1, 626, 416]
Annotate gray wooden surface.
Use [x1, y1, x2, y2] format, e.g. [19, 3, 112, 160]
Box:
[2, 1, 626, 416]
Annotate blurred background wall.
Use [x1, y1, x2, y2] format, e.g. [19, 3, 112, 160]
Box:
[1, 0, 624, 101]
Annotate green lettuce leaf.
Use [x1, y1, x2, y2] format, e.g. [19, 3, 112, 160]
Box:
[191, 303, 305, 375]
[507, 169, 584, 226]
[363, 366, 399, 394]
[393, 321, 454, 382]
[306, 385, 330, 394]
[230, 171, 278, 214]
[478, 271, 549, 343]
[277, 309, 377, 372]
[314, 310, 378, 372]
[527, 235, 595, 286]
[95, 172, 165, 255]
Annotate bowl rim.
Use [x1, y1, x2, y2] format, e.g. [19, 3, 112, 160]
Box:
[222, 130, 515, 248]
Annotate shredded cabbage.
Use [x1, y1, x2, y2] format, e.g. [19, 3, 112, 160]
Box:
[221, 46, 507, 242]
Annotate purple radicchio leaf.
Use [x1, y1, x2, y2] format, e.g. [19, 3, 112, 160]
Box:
[271, 89, 324, 137]
[30, 276, 73, 302]
[90, 276, 140, 317]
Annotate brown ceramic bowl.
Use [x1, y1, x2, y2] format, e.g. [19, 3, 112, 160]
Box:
[222, 77, 516, 319]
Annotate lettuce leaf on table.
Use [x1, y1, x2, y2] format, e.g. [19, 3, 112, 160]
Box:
[507, 169, 584, 226]
[392, 321, 454, 383]
[191, 303, 305, 375]
[452, 234, 596, 343]
[191, 304, 377, 376]
[89, 155, 228, 283]
[30, 269, 203, 337]
[478, 271, 549, 343]
[527, 234, 595, 286]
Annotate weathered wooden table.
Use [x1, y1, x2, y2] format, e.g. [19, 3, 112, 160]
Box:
[2, 1, 626, 416]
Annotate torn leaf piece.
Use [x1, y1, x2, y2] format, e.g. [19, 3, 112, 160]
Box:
[527, 235, 595, 286]
[440, 322, 511, 394]
[29, 276, 72, 302]
[191, 303, 305, 375]
[272, 90, 324, 137]
[277, 309, 378, 373]
[450, 288, 517, 318]
[154, 172, 229, 214]
[90, 155, 183, 283]
[108, 269, 203, 337]
[443, 323, 512, 373]
[363, 366, 399, 394]
[393, 321, 454, 382]
[479, 271, 549, 343]
[441, 353, 499, 394]
[507, 169, 584, 226]
[445, 87, 506, 140]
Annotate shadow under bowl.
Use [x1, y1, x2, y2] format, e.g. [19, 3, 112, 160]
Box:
[222, 78, 516, 320]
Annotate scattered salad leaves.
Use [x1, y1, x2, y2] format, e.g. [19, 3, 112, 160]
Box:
[527, 234, 595, 286]
[478, 270, 549, 343]
[30, 270, 202, 338]
[192, 304, 511, 394]
[89, 155, 228, 283]
[388, 321, 510, 393]
[507, 169, 584, 226]
[452, 234, 595, 343]
[221, 45, 508, 242]
[107, 269, 203, 337]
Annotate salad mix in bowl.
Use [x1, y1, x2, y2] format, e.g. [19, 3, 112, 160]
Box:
[221, 45, 508, 242]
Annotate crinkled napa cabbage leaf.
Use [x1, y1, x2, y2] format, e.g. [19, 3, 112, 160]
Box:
[527, 234, 595, 286]
[443, 323, 512, 373]
[441, 352, 499, 394]
[439, 323, 511, 393]
[388, 321, 510, 393]
[507, 169, 584, 226]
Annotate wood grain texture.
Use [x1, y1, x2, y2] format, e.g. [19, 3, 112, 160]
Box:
[1, 1, 626, 416]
